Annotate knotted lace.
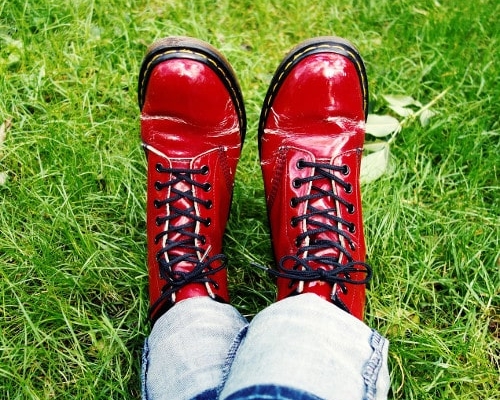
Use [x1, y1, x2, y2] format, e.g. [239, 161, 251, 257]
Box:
[149, 162, 226, 320]
[268, 159, 372, 313]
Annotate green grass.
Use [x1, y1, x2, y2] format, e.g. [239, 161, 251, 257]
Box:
[0, 0, 498, 398]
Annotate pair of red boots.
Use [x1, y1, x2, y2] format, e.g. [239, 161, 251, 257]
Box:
[138, 36, 372, 325]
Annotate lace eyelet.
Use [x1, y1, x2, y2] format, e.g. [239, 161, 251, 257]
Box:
[204, 183, 212, 192]
[295, 237, 301, 247]
[347, 204, 355, 214]
[204, 218, 212, 227]
[154, 181, 162, 191]
[201, 165, 209, 175]
[155, 163, 163, 172]
[290, 197, 298, 208]
[292, 179, 301, 189]
[344, 183, 353, 194]
[205, 200, 213, 209]
[155, 217, 162, 226]
[349, 224, 356, 233]
[342, 165, 350, 175]
[296, 159, 305, 169]
[153, 199, 161, 209]
[291, 218, 298, 227]
[200, 236, 206, 245]
[350, 242, 356, 251]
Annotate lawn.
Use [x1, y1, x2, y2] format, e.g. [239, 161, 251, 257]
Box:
[0, 0, 498, 398]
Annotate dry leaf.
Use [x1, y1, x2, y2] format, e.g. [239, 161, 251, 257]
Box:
[419, 109, 436, 127]
[0, 118, 12, 145]
[383, 94, 422, 108]
[389, 104, 414, 118]
[366, 114, 401, 137]
[364, 142, 388, 152]
[361, 143, 389, 183]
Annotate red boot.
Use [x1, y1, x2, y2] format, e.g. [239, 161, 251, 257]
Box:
[259, 37, 372, 320]
[138, 37, 246, 324]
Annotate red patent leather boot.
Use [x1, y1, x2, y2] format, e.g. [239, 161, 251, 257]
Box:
[259, 37, 372, 320]
[138, 37, 246, 324]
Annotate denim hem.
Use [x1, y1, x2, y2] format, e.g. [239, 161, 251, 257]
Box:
[362, 330, 386, 400]
[216, 325, 249, 397]
[141, 339, 149, 400]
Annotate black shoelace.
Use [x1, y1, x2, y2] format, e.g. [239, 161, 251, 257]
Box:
[149, 163, 226, 319]
[267, 159, 372, 313]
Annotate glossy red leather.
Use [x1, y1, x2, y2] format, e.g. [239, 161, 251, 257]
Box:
[140, 40, 244, 322]
[260, 42, 369, 320]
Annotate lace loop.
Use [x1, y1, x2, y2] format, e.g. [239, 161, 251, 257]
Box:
[270, 255, 372, 288]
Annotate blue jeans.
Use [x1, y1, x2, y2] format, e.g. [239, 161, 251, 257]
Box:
[142, 294, 390, 400]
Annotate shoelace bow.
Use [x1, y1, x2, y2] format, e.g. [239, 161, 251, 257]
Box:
[268, 159, 372, 312]
[149, 163, 226, 319]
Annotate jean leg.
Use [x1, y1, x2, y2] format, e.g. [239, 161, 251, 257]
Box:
[219, 293, 390, 400]
[142, 297, 248, 400]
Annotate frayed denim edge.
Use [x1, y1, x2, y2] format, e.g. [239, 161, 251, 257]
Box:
[216, 324, 249, 398]
[362, 330, 386, 400]
[141, 338, 149, 400]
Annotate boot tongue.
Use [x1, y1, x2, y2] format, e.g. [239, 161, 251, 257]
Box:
[304, 162, 340, 268]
